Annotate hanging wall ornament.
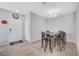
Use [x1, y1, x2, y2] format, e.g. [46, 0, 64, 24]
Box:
[1, 20, 7, 24]
[12, 13, 19, 19]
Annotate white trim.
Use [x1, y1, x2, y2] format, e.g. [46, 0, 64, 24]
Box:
[77, 48, 79, 55]
[0, 41, 9, 46]
[67, 40, 76, 43]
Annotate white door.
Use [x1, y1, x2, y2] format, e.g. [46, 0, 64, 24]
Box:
[9, 19, 22, 42]
[0, 20, 9, 45]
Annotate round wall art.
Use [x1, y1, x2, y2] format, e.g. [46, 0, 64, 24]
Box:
[1, 20, 8, 24]
[12, 13, 19, 19]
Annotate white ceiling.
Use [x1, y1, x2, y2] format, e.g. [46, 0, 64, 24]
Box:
[0, 2, 78, 18]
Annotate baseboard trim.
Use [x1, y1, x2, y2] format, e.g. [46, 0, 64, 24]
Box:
[30, 39, 76, 44]
[0, 41, 9, 46]
[67, 40, 76, 43]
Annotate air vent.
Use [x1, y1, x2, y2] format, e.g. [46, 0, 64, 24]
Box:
[10, 40, 23, 46]
[41, 2, 47, 5]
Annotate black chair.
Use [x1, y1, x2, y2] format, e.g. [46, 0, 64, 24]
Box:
[41, 32, 45, 48]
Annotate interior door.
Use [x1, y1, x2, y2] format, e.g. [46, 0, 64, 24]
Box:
[9, 19, 22, 42]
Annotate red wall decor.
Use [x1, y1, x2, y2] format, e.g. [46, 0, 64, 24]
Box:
[1, 20, 7, 24]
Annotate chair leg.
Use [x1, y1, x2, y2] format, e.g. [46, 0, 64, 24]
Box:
[44, 38, 48, 52]
[54, 38, 57, 47]
[49, 39, 53, 53]
[59, 41, 62, 51]
[41, 39, 44, 48]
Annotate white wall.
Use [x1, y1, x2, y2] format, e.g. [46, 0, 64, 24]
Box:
[30, 12, 47, 42]
[25, 12, 47, 43]
[76, 5, 79, 49]
[0, 8, 10, 45]
[48, 13, 76, 42]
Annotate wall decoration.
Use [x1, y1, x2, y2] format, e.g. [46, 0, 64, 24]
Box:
[1, 20, 8, 24]
[12, 13, 19, 19]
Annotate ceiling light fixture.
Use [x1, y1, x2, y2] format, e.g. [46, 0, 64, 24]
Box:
[48, 9, 59, 18]
[49, 10, 57, 18]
